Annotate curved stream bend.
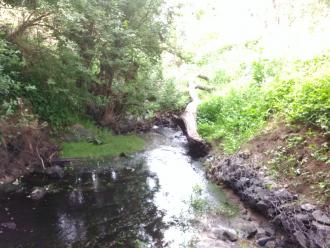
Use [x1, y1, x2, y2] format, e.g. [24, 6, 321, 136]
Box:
[0, 128, 274, 248]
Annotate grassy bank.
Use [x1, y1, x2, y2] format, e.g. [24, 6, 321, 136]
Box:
[60, 122, 145, 159]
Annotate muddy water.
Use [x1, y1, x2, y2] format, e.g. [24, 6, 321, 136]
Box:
[0, 128, 261, 248]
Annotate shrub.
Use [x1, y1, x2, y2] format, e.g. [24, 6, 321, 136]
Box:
[212, 69, 231, 85]
[198, 85, 271, 153]
[0, 37, 25, 117]
[198, 52, 330, 153]
[268, 77, 330, 132]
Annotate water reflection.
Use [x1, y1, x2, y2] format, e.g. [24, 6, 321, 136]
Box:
[69, 188, 84, 205]
[57, 213, 87, 244]
[0, 161, 166, 247]
[0, 128, 232, 248]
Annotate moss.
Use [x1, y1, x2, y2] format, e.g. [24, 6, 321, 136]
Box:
[60, 123, 145, 159]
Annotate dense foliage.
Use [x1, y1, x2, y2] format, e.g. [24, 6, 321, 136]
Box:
[198, 85, 271, 152]
[197, 53, 330, 153]
[0, 0, 182, 130]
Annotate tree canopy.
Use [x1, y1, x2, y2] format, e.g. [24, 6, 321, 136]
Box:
[0, 0, 180, 129]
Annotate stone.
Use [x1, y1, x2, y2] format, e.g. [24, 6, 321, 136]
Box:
[236, 222, 258, 239]
[311, 226, 330, 248]
[312, 221, 330, 232]
[301, 203, 316, 212]
[274, 189, 295, 202]
[312, 210, 330, 226]
[264, 227, 275, 237]
[294, 213, 312, 226]
[45, 165, 64, 179]
[238, 151, 251, 159]
[236, 177, 251, 189]
[256, 236, 275, 247]
[293, 231, 308, 248]
[264, 241, 276, 248]
[256, 228, 266, 239]
[30, 187, 46, 200]
[223, 229, 238, 242]
[207, 153, 330, 248]
[212, 226, 238, 242]
[256, 200, 269, 210]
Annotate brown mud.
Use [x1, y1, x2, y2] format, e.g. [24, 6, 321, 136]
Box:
[0, 120, 59, 184]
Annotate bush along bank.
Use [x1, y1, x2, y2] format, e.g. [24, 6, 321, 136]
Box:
[197, 52, 330, 153]
[206, 153, 330, 248]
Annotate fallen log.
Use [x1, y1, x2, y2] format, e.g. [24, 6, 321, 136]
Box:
[176, 82, 211, 158]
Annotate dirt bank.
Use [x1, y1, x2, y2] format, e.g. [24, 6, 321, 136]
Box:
[239, 121, 330, 208]
[0, 120, 59, 184]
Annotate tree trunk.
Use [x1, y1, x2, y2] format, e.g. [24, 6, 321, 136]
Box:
[177, 83, 211, 158]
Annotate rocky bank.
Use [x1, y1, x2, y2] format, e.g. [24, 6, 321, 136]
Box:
[207, 153, 330, 248]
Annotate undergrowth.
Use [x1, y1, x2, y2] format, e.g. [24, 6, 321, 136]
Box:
[197, 52, 330, 153]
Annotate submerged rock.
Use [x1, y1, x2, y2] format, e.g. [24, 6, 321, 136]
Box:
[29, 187, 46, 200]
[45, 165, 64, 179]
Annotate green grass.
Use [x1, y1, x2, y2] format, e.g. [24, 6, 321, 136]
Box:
[197, 52, 330, 154]
[60, 123, 145, 159]
[198, 84, 270, 153]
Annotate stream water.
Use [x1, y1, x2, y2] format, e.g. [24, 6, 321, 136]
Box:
[0, 128, 263, 248]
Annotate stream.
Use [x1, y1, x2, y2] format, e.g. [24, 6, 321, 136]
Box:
[0, 128, 270, 248]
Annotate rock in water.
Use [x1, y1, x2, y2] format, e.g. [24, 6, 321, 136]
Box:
[45, 165, 64, 179]
[30, 187, 47, 200]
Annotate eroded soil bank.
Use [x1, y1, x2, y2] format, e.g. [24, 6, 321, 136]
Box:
[239, 122, 330, 208]
[0, 121, 59, 185]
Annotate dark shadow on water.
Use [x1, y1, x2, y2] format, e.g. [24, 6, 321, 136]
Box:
[0, 160, 167, 248]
